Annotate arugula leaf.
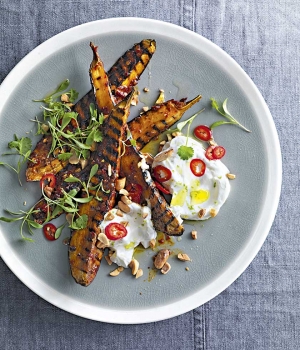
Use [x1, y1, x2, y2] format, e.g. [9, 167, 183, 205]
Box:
[177, 145, 194, 160]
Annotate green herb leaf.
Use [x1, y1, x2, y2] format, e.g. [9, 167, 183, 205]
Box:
[57, 152, 72, 161]
[210, 121, 235, 129]
[64, 176, 81, 183]
[177, 145, 194, 160]
[54, 223, 66, 239]
[72, 196, 93, 203]
[67, 89, 79, 103]
[70, 214, 88, 230]
[8, 135, 32, 157]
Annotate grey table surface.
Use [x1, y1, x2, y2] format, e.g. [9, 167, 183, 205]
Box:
[0, 0, 298, 349]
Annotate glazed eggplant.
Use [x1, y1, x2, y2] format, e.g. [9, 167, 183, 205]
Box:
[26, 39, 156, 182]
[69, 93, 133, 286]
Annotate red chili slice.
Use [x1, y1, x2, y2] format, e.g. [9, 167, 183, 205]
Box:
[153, 165, 172, 182]
[154, 181, 170, 195]
[43, 223, 57, 241]
[212, 146, 226, 159]
[194, 125, 212, 142]
[126, 183, 143, 204]
[190, 158, 206, 177]
[105, 223, 128, 241]
[40, 173, 56, 189]
[205, 146, 215, 160]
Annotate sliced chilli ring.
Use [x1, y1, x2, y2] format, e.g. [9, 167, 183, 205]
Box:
[105, 222, 128, 241]
[190, 158, 206, 177]
[152, 165, 172, 182]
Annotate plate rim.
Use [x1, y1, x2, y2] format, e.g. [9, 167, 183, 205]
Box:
[0, 17, 282, 324]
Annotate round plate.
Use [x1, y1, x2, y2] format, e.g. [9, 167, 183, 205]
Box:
[0, 18, 281, 324]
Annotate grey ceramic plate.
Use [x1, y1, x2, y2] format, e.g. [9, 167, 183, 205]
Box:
[0, 18, 281, 324]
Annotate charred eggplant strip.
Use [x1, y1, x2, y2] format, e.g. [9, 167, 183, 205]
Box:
[128, 95, 202, 150]
[69, 93, 133, 286]
[108, 39, 156, 103]
[89, 42, 115, 115]
[26, 39, 156, 182]
[120, 144, 184, 236]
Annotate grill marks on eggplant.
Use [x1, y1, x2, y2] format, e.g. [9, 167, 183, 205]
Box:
[69, 95, 133, 286]
[128, 95, 202, 150]
[26, 39, 156, 182]
[119, 145, 184, 236]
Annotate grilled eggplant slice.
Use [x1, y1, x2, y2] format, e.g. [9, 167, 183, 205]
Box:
[120, 144, 184, 235]
[129, 95, 202, 150]
[26, 39, 156, 182]
[69, 93, 133, 286]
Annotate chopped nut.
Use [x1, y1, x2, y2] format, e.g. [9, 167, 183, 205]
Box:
[198, 208, 206, 219]
[226, 173, 236, 180]
[121, 195, 132, 205]
[116, 177, 126, 191]
[159, 140, 166, 145]
[142, 153, 154, 165]
[135, 268, 143, 279]
[154, 148, 174, 162]
[208, 139, 217, 146]
[154, 249, 170, 269]
[167, 133, 172, 141]
[43, 185, 53, 198]
[108, 164, 112, 177]
[96, 241, 106, 249]
[142, 106, 149, 112]
[161, 262, 171, 274]
[69, 151, 80, 164]
[177, 253, 191, 262]
[149, 239, 156, 249]
[172, 131, 182, 137]
[142, 212, 148, 219]
[61, 93, 70, 103]
[119, 188, 129, 196]
[116, 209, 124, 217]
[117, 266, 124, 272]
[191, 230, 198, 240]
[185, 267, 190, 271]
[109, 268, 121, 277]
[108, 250, 114, 257]
[131, 93, 139, 106]
[143, 87, 150, 92]
[129, 258, 139, 276]
[159, 89, 165, 93]
[104, 212, 115, 221]
[104, 255, 113, 265]
[80, 158, 88, 170]
[118, 201, 131, 213]
[120, 221, 129, 227]
[98, 232, 109, 246]
[210, 208, 217, 217]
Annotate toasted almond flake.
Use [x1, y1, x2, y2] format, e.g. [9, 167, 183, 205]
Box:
[61, 93, 70, 103]
[116, 209, 124, 217]
[98, 232, 109, 246]
[108, 164, 112, 177]
[143, 87, 149, 92]
[104, 212, 115, 221]
[161, 262, 171, 275]
[154, 148, 174, 162]
[177, 253, 191, 262]
[191, 230, 198, 240]
[115, 177, 126, 191]
[120, 221, 129, 227]
[109, 268, 120, 277]
[118, 201, 131, 213]
[80, 158, 88, 170]
[198, 208, 206, 219]
[104, 255, 113, 265]
[135, 268, 143, 279]
[149, 239, 156, 249]
[121, 195, 132, 205]
[119, 188, 129, 196]
[210, 208, 217, 217]
[129, 258, 139, 276]
[226, 173, 236, 180]
[142, 106, 149, 112]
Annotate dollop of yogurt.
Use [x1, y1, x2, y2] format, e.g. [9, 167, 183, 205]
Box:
[152, 136, 231, 220]
[100, 203, 156, 267]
